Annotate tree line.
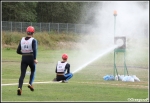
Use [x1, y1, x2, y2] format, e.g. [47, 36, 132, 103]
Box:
[2, 2, 147, 24]
[2, 2, 100, 24]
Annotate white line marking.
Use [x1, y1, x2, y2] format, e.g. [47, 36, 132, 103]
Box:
[2, 81, 148, 89]
[1, 81, 60, 86]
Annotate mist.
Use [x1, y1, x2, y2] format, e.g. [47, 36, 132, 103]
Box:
[71, 1, 149, 73]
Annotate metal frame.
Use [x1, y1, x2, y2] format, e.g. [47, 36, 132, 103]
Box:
[113, 48, 129, 78]
[113, 10, 129, 79]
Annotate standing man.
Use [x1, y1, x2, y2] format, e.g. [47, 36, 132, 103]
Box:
[53, 53, 73, 83]
[16, 26, 38, 95]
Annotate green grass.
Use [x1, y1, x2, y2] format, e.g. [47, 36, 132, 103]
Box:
[2, 83, 148, 101]
[1, 47, 148, 102]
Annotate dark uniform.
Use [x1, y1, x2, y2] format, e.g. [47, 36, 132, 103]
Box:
[55, 61, 73, 81]
[17, 26, 38, 96]
[17, 37, 37, 89]
[54, 53, 73, 83]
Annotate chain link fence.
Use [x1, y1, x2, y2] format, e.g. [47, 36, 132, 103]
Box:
[2, 21, 89, 34]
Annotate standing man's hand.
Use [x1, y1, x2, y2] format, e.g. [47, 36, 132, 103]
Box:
[34, 59, 38, 64]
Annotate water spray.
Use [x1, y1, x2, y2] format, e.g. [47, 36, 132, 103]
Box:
[72, 45, 118, 74]
[72, 10, 128, 75]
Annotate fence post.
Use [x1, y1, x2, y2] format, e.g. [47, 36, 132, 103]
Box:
[75, 24, 76, 34]
[11, 22, 12, 32]
[67, 23, 68, 34]
[49, 23, 50, 33]
[58, 23, 59, 34]
[40, 23, 41, 32]
[21, 22, 22, 32]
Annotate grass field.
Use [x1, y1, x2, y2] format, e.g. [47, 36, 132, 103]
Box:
[1, 45, 149, 102]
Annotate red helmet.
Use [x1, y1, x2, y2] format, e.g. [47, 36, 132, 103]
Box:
[62, 53, 68, 60]
[26, 26, 35, 33]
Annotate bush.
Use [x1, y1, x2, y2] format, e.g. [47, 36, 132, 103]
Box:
[2, 31, 82, 50]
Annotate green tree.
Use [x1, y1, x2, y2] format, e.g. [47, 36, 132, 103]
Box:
[79, 2, 101, 24]
[2, 2, 37, 22]
[2, 2, 100, 23]
[36, 2, 84, 23]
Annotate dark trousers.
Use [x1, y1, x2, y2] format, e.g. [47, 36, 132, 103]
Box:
[18, 55, 36, 89]
[56, 75, 66, 81]
[56, 73, 73, 81]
